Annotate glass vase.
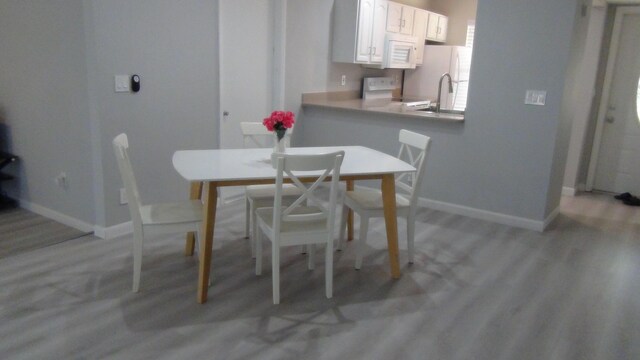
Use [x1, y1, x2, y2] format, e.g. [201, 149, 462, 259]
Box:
[273, 130, 286, 153]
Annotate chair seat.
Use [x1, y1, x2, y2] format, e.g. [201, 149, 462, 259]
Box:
[140, 200, 203, 225]
[246, 184, 302, 199]
[345, 188, 411, 210]
[256, 206, 328, 234]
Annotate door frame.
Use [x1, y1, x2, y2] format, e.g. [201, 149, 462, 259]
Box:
[586, 6, 640, 191]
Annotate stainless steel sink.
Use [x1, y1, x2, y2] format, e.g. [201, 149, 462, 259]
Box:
[416, 108, 464, 115]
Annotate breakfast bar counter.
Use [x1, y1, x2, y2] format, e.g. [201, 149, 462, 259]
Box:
[302, 91, 465, 122]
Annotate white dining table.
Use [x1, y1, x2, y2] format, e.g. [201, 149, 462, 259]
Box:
[172, 146, 416, 303]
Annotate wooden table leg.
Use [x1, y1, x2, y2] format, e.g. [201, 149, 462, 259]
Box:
[198, 182, 217, 304]
[381, 174, 401, 279]
[346, 179, 354, 241]
[185, 181, 203, 256]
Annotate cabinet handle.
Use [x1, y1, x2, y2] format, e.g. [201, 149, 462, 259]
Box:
[372, 47, 376, 55]
[402, 19, 406, 28]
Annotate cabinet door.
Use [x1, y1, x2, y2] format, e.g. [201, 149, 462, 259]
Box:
[386, 2, 402, 33]
[412, 9, 428, 64]
[436, 15, 448, 42]
[356, 0, 375, 62]
[425, 11, 438, 40]
[400, 6, 414, 35]
[371, 0, 388, 63]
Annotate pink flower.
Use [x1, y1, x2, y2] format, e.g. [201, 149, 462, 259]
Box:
[262, 110, 295, 132]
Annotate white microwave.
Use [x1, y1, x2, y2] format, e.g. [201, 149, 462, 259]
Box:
[383, 34, 418, 69]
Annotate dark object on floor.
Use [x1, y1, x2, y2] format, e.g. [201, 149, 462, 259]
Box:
[0, 151, 18, 210]
[623, 196, 640, 206]
[614, 192, 633, 200]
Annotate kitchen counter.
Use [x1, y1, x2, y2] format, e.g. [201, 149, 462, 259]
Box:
[301, 91, 465, 122]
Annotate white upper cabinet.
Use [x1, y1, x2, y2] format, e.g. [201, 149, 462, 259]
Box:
[333, 0, 388, 65]
[386, 2, 415, 35]
[426, 11, 448, 42]
[332, 0, 447, 66]
[355, 0, 376, 62]
[412, 9, 428, 65]
[371, 0, 388, 63]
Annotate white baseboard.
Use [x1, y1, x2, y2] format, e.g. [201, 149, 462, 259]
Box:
[418, 197, 547, 232]
[562, 186, 577, 196]
[94, 221, 132, 240]
[543, 206, 560, 230]
[18, 199, 94, 233]
[352, 185, 547, 232]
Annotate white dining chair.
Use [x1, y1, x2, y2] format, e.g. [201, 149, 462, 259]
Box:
[255, 151, 345, 304]
[338, 129, 431, 269]
[113, 133, 204, 292]
[240, 122, 301, 257]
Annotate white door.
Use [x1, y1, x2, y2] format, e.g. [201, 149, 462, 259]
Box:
[590, 7, 640, 194]
[219, 0, 276, 200]
[219, 0, 273, 150]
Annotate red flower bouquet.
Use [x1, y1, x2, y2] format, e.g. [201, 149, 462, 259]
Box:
[263, 111, 295, 141]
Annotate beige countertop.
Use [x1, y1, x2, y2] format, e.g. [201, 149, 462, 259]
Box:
[301, 91, 465, 122]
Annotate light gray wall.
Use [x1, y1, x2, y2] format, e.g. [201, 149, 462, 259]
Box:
[0, 0, 229, 230]
[294, 0, 578, 222]
[0, 0, 95, 223]
[84, 0, 219, 227]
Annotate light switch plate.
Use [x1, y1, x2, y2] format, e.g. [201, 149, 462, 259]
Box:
[525, 90, 546, 106]
[115, 75, 130, 93]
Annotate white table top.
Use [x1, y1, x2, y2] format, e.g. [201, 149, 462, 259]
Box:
[173, 146, 415, 182]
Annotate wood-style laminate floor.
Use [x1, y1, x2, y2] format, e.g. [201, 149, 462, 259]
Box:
[1, 193, 638, 359]
[0, 207, 89, 258]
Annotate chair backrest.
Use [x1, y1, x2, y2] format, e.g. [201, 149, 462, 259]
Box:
[395, 129, 432, 208]
[112, 133, 143, 226]
[270, 151, 345, 235]
[240, 122, 294, 148]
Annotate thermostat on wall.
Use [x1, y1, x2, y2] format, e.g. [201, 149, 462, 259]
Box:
[131, 74, 141, 93]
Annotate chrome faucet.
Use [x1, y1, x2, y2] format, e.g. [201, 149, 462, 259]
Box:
[436, 73, 453, 113]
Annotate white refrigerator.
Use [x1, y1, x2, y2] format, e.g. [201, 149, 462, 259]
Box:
[403, 45, 472, 111]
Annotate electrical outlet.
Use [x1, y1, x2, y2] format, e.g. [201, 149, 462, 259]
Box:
[341, 75, 346, 86]
[120, 188, 128, 205]
[55, 172, 68, 189]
